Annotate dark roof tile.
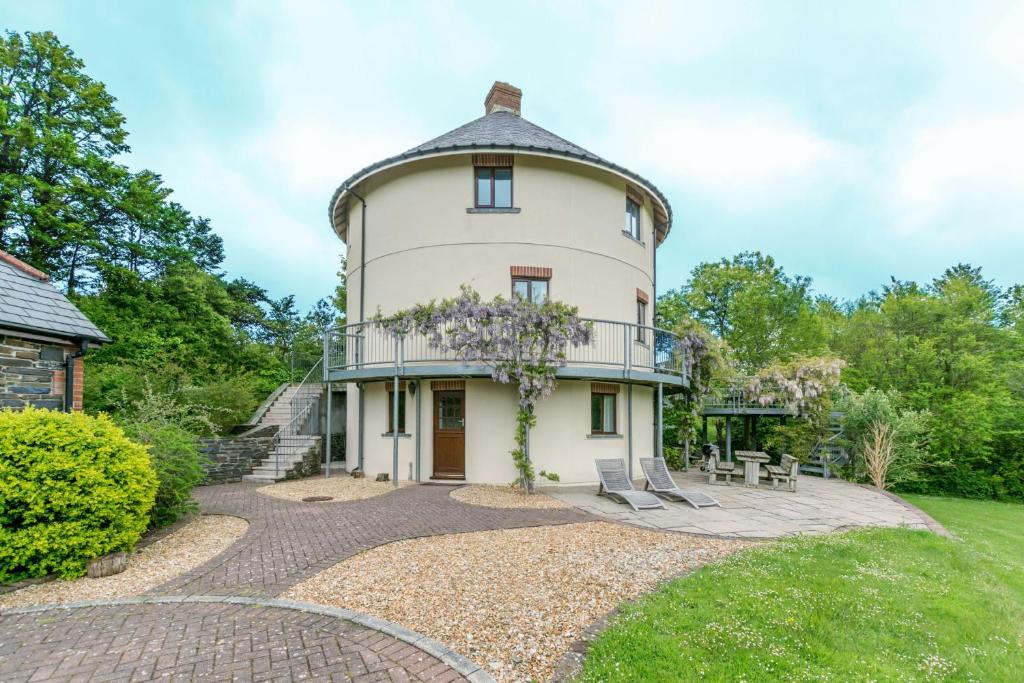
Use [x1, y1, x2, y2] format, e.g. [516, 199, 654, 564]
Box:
[0, 259, 110, 342]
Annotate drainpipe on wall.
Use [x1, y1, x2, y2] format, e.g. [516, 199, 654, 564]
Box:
[348, 188, 368, 471]
[63, 339, 87, 412]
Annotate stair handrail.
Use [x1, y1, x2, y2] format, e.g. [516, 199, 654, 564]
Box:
[272, 357, 325, 479]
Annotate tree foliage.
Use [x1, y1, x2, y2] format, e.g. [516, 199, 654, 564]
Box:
[1, 30, 343, 439]
[662, 253, 1024, 501]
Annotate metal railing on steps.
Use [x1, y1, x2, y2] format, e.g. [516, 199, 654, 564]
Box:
[271, 358, 324, 479]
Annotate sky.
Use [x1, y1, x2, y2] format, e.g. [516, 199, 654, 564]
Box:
[3, 0, 1024, 310]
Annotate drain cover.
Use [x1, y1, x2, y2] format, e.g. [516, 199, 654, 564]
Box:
[301, 495, 334, 502]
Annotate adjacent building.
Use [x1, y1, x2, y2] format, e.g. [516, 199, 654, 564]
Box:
[0, 250, 109, 411]
[325, 82, 684, 485]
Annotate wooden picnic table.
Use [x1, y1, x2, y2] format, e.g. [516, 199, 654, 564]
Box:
[734, 450, 771, 487]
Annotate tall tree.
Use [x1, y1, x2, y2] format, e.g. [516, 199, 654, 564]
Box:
[0, 30, 127, 283]
[662, 252, 827, 370]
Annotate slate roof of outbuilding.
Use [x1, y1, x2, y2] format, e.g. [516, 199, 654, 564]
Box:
[0, 252, 110, 343]
[328, 111, 673, 239]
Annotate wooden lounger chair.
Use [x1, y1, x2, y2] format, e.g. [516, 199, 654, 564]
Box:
[640, 457, 721, 509]
[595, 458, 666, 511]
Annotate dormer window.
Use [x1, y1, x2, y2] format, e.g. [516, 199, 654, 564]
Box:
[624, 196, 642, 241]
[475, 166, 513, 208]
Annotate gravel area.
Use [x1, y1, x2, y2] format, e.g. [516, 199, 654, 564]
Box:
[256, 475, 409, 502]
[0, 515, 248, 608]
[283, 521, 746, 682]
[450, 484, 571, 510]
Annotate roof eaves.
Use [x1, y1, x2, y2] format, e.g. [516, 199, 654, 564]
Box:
[329, 144, 674, 242]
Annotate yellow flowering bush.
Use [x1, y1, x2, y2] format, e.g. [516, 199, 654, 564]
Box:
[0, 407, 158, 581]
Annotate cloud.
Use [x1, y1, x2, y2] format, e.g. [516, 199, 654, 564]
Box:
[637, 107, 851, 202]
[896, 109, 1024, 205]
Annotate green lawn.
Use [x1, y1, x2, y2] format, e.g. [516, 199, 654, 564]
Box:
[578, 495, 1024, 682]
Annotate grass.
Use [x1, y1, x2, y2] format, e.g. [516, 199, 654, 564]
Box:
[578, 495, 1024, 682]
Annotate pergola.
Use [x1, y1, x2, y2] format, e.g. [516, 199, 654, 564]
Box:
[699, 387, 794, 462]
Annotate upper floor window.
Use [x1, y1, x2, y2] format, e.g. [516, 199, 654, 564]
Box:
[636, 289, 649, 344]
[624, 196, 641, 240]
[512, 277, 548, 303]
[476, 167, 513, 208]
[511, 266, 551, 304]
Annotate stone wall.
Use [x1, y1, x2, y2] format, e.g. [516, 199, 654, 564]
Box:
[0, 336, 82, 411]
[199, 433, 274, 484]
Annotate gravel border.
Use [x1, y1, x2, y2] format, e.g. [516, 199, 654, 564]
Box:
[450, 484, 571, 509]
[0, 515, 248, 608]
[0, 596, 495, 683]
[285, 521, 744, 681]
[256, 474, 409, 502]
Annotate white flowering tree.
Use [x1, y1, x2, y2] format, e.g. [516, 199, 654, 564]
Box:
[376, 287, 593, 492]
[746, 355, 846, 460]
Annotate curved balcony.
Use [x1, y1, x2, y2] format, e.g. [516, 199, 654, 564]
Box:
[324, 318, 689, 387]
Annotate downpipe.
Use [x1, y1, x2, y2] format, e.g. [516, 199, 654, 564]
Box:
[63, 339, 87, 412]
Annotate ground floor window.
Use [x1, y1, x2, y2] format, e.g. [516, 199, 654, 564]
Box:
[386, 382, 406, 433]
[591, 383, 619, 434]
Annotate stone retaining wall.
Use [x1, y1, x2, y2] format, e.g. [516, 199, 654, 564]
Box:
[199, 433, 274, 484]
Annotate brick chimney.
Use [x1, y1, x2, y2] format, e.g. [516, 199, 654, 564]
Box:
[484, 81, 522, 116]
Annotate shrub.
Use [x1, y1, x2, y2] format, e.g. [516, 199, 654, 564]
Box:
[837, 388, 932, 489]
[0, 407, 158, 581]
[117, 388, 209, 528]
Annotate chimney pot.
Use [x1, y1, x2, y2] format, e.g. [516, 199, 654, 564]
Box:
[484, 81, 522, 116]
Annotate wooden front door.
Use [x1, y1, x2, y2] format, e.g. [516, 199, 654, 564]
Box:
[433, 390, 465, 479]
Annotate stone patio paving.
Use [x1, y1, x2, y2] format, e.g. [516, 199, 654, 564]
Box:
[547, 470, 934, 538]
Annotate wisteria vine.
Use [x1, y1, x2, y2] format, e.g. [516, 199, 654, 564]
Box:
[375, 287, 593, 491]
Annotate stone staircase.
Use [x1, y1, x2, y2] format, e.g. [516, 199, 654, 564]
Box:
[242, 383, 324, 483]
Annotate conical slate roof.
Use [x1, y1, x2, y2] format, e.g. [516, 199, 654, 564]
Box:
[328, 110, 672, 242]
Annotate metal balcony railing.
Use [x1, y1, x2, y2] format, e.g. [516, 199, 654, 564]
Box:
[701, 381, 789, 412]
[323, 318, 688, 382]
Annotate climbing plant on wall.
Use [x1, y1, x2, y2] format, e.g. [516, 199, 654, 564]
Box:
[376, 287, 593, 492]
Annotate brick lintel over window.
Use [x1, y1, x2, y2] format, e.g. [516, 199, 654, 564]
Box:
[385, 381, 407, 392]
[591, 382, 620, 394]
[510, 265, 552, 279]
[431, 380, 466, 391]
[473, 153, 513, 167]
[636, 288, 649, 304]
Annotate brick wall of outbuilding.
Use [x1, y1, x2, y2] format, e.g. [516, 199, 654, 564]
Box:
[0, 336, 83, 411]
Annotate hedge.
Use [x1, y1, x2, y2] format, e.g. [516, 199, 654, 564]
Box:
[0, 407, 158, 581]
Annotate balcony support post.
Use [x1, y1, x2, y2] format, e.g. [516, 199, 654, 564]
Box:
[627, 384, 634, 480]
[414, 381, 421, 482]
[392, 337, 400, 488]
[656, 382, 663, 460]
[323, 333, 332, 478]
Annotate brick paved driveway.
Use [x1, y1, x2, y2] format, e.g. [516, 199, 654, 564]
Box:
[160, 482, 589, 597]
[0, 600, 465, 683]
[0, 482, 589, 682]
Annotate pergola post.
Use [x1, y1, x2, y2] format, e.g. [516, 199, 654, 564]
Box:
[725, 415, 733, 462]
